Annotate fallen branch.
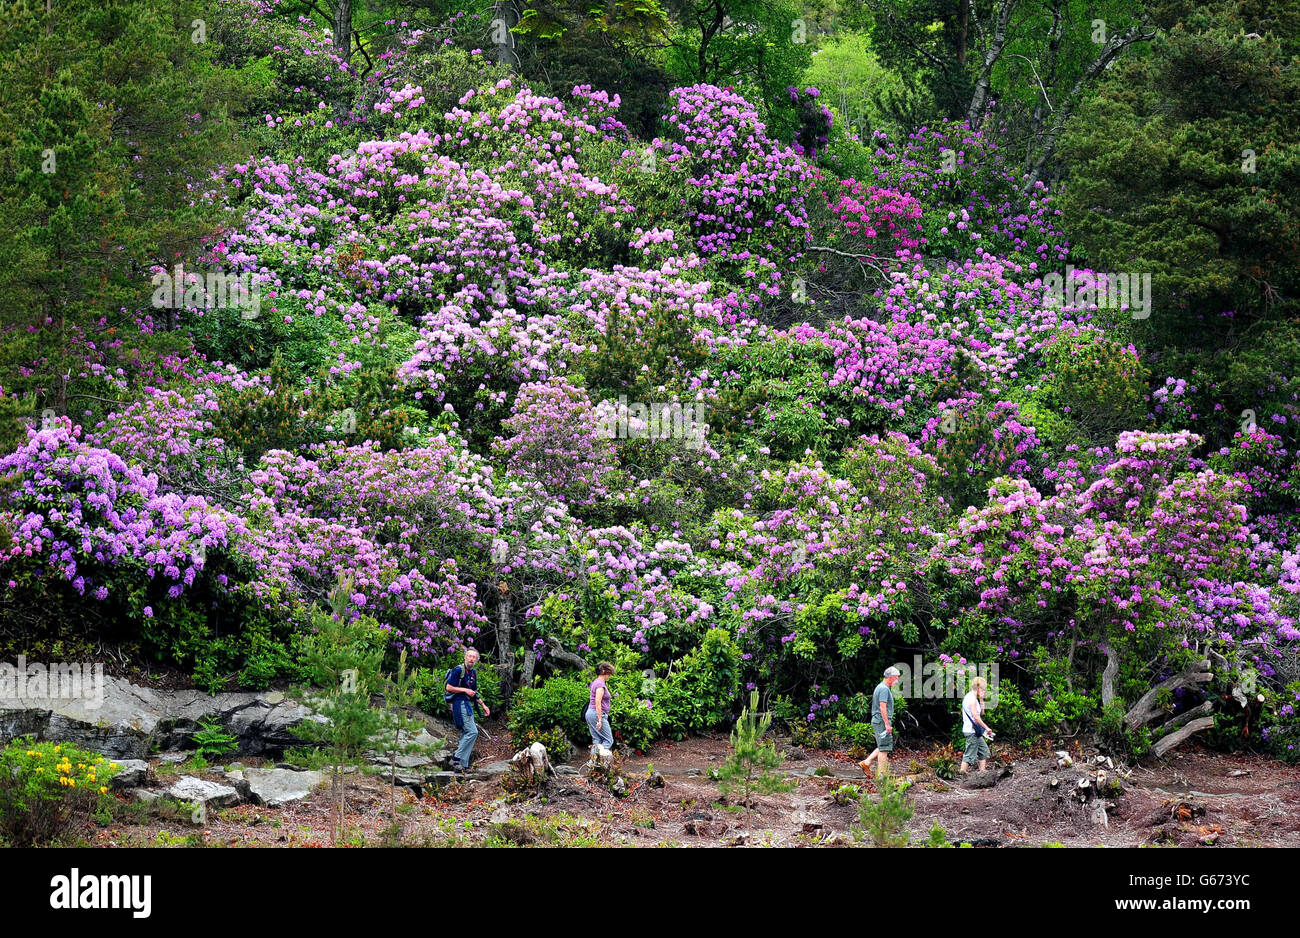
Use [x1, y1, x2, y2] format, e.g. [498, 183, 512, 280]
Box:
[1151, 716, 1216, 759]
[1157, 699, 1214, 736]
[1125, 661, 1211, 730]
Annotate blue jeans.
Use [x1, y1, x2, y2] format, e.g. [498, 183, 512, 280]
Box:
[586, 706, 613, 752]
[453, 699, 478, 767]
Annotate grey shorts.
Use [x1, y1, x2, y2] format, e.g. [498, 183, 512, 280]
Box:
[872, 725, 895, 752]
[963, 733, 990, 764]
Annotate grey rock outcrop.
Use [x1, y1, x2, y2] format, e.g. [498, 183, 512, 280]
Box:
[0, 676, 330, 758]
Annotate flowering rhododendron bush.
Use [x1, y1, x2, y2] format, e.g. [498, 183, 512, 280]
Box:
[2, 0, 1299, 762]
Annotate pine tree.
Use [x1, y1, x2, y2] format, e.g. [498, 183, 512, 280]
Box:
[855, 772, 914, 847]
[0, 0, 250, 444]
[287, 576, 387, 845]
[373, 648, 431, 837]
[715, 689, 795, 808]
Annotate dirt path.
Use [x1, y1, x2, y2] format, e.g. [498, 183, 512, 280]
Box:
[85, 734, 1300, 848]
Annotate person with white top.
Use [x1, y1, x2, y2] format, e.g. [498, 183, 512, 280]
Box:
[960, 676, 995, 772]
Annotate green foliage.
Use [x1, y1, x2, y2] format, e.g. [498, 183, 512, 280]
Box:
[661, 0, 813, 130]
[608, 687, 663, 753]
[509, 1, 673, 138]
[802, 31, 923, 142]
[986, 677, 1096, 743]
[286, 578, 391, 844]
[715, 690, 796, 806]
[831, 715, 879, 749]
[1260, 680, 1300, 763]
[1097, 698, 1151, 757]
[0, 737, 118, 846]
[854, 772, 913, 847]
[209, 352, 331, 464]
[1059, 0, 1300, 348]
[1025, 331, 1148, 446]
[509, 676, 590, 744]
[927, 820, 953, 847]
[0, 0, 250, 428]
[191, 718, 238, 761]
[513, 725, 571, 758]
[373, 648, 433, 824]
[655, 628, 743, 738]
[929, 751, 958, 780]
[831, 782, 863, 805]
[984, 650, 1097, 742]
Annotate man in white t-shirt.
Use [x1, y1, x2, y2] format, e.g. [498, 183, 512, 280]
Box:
[960, 676, 994, 772]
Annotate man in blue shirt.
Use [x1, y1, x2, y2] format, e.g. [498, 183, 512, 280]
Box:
[444, 648, 490, 772]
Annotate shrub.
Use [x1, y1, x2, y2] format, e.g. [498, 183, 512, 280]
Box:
[609, 693, 662, 753]
[715, 690, 795, 808]
[1096, 698, 1152, 758]
[1259, 680, 1300, 764]
[1031, 330, 1148, 444]
[655, 628, 743, 738]
[508, 676, 590, 745]
[929, 751, 958, 780]
[513, 725, 570, 759]
[831, 783, 863, 805]
[831, 715, 878, 749]
[986, 667, 1097, 743]
[0, 738, 118, 845]
[927, 821, 954, 847]
[855, 773, 914, 847]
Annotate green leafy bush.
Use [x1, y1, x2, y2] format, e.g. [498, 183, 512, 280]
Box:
[1257, 680, 1300, 764]
[986, 653, 1097, 742]
[508, 676, 590, 744]
[927, 821, 954, 847]
[655, 628, 743, 738]
[831, 715, 878, 749]
[0, 738, 118, 845]
[513, 725, 571, 758]
[1029, 331, 1148, 444]
[609, 693, 662, 753]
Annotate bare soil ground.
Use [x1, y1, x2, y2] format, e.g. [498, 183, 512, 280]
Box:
[83, 725, 1300, 848]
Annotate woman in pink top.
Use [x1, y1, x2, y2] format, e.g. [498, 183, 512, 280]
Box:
[585, 662, 616, 754]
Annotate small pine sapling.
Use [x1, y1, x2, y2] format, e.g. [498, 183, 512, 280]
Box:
[855, 773, 914, 847]
[288, 576, 387, 845]
[373, 648, 431, 833]
[715, 690, 796, 808]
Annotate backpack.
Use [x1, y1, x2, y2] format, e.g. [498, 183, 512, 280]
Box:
[443, 666, 460, 704]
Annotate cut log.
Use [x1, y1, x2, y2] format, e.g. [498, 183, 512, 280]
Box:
[1124, 661, 1211, 730]
[1151, 716, 1216, 759]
